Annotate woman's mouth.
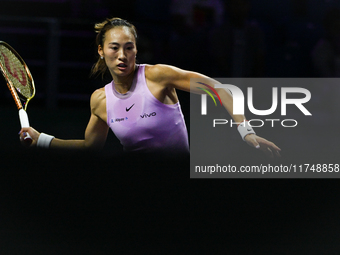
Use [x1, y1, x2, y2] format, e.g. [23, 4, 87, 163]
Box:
[117, 63, 128, 70]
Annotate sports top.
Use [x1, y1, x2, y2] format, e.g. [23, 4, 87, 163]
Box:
[105, 64, 189, 153]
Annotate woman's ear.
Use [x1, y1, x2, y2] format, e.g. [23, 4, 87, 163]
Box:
[98, 45, 103, 58]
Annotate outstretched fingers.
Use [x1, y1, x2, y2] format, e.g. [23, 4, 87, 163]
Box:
[259, 139, 281, 158]
[245, 134, 281, 158]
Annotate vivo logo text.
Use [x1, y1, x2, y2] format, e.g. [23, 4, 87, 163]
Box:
[140, 112, 157, 118]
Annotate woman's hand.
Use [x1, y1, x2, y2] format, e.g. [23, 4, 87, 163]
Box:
[244, 134, 281, 158]
[19, 127, 40, 147]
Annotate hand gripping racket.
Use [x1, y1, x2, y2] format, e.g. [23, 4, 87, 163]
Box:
[0, 41, 35, 144]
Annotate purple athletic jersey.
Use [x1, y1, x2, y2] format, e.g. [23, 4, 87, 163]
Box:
[105, 64, 189, 153]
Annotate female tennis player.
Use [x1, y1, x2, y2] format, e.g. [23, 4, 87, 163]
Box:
[19, 18, 281, 157]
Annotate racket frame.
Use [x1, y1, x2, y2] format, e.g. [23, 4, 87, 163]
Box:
[0, 41, 35, 111]
[0, 41, 36, 143]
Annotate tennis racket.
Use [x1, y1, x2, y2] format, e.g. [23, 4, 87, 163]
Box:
[0, 41, 35, 144]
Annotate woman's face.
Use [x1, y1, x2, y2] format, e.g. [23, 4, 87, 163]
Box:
[99, 26, 137, 77]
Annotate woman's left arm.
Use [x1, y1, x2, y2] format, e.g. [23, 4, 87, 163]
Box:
[147, 64, 281, 158]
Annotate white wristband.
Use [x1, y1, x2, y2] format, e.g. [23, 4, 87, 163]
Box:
[237, 120, 256, 141]
[37, 133, 55, 148]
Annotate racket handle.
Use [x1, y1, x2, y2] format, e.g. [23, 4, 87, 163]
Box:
[19, 109, 32, 143]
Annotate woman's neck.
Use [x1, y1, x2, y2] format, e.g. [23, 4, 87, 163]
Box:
[111, 66, 136, 94]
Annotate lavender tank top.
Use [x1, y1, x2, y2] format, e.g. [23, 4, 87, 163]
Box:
[105, 64, 189, 153]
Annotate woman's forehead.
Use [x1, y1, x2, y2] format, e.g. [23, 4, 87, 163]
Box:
[105, 26, 136, 43]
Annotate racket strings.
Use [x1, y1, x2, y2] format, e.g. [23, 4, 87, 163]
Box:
[0, 45, 34, 99]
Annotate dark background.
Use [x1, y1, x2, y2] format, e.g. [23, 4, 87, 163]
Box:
[1, 0, 340, 254]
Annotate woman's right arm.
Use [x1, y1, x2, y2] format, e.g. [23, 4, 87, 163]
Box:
[19, 88, 109, 151]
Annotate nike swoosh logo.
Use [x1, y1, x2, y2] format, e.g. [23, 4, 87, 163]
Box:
[126, 103, 135, 112]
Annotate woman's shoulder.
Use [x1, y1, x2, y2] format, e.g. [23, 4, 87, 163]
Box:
[91, 87, 106, 100]
[145, 63, 179, 73]
[90, 87, 106, 112]
[145, 64, 183, 82]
